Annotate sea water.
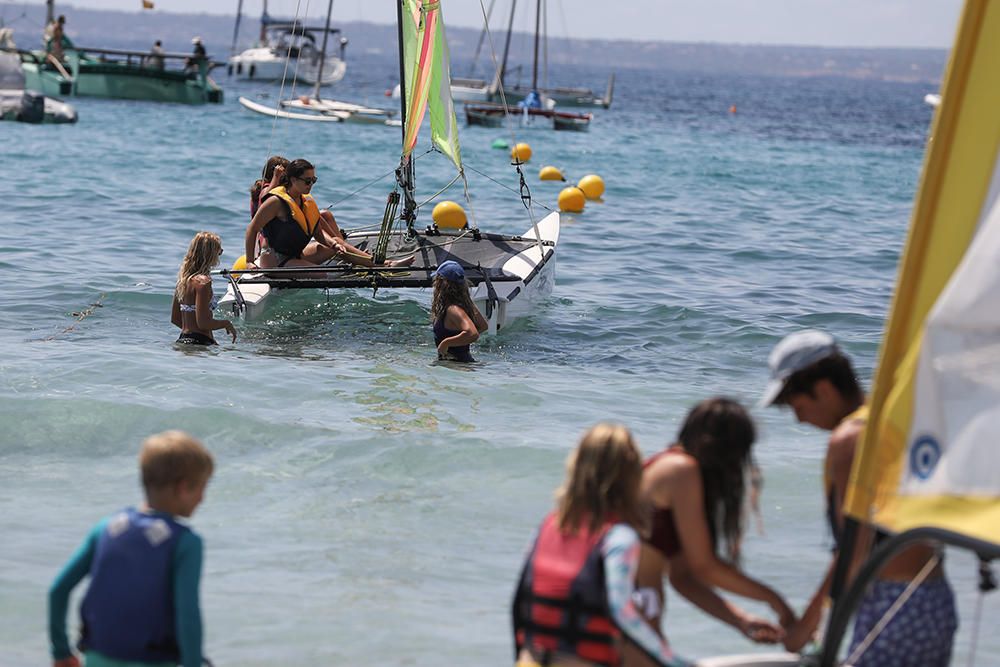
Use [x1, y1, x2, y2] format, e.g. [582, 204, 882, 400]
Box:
[2, 61, 997, 665]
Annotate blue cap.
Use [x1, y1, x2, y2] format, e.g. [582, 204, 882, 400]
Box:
[759, 329, 839, 407]
[433, 260, 465, 282]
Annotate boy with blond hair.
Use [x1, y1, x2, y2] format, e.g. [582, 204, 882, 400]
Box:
[49, 431, 214, 667]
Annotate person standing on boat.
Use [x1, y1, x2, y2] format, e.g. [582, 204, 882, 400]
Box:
[244, 159, 413, 270]
[184, 37, 206, 74]
[44, 15, 70, 63]
[48, 431, 214, 667]
[431, 260, 487, 362]
[631, 398, 791, 661]
[513, 423, 689, 667]
[761, 330, 956, 664]
[171, 231, 237, 346]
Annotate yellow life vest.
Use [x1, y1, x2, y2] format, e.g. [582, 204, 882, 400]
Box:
[267, 185, 321, 236]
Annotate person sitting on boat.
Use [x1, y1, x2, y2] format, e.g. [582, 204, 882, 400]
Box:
[631, 398, 791, 662]
[761, 330, 956, 664]
[44, 15, 72, 64]
[513, 422, 688, 667]
[250, 155, 290, 218]
[171, 231, 237, 346]
[244, 158, 413, 271]
[430, 260, 487, 362]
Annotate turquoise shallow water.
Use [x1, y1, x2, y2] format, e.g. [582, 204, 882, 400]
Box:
[2, 62, 998, 664]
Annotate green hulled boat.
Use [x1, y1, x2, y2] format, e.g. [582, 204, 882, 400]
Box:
[18, 47, 223, 104]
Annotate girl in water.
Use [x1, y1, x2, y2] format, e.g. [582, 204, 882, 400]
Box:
[513, 423, 687, 667]
[171, 232, 237, 346]
[430, 260, 487, 362]
[632, 398, 791, 658]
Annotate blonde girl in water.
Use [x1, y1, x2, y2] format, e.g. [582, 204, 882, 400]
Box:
[512, 423, 688, 667]
[171, 231, 237, 346]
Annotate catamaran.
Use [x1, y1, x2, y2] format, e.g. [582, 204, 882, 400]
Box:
[220, 0, 559, 334]
[227, 0, 347, 87]
[237, 0, 395, 125]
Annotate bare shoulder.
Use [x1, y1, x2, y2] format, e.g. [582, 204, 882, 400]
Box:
[189, 274, 212, 290]
[646, 448, 698, 483]
[827, 418, 863, 472]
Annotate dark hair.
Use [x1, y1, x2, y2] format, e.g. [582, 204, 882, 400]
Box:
[773, 352, 862, 406]
[677, 397, 756, 563]
[250, 155, 290, 201]
[430, 276, 476, 323]
[280, 158, 315, 188]
[155, 40, 162, 46]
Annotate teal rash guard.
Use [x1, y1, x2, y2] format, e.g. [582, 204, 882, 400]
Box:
[48, 513, 205, 667]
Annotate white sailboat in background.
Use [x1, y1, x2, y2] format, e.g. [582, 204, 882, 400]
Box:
[227, 0, 347, 86]
[222, 0, 559, 333]
[237, 0, 395, 124]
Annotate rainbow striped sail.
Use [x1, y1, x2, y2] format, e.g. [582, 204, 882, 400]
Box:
[400, 0, 462, 170]
[844, 0, 1000, 545]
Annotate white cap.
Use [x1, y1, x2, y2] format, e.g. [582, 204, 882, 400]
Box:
[759, 329, 839, 407]
[191, 36, 202, 44]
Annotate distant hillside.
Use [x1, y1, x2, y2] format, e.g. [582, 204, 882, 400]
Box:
[0, 3, 947, 83]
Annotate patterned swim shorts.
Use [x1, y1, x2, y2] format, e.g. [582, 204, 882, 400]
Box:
[847, 577, 958, 667]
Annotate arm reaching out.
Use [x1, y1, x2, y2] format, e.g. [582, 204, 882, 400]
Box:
[602, 525, 690, 667]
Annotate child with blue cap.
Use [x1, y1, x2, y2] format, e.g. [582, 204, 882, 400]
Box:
[430, 260, 487, 362]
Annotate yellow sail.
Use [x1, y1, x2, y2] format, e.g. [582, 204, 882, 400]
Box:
[843, 0, 1000, 544]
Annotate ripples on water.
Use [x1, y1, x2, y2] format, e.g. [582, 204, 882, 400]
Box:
[2, 64, 996, 664]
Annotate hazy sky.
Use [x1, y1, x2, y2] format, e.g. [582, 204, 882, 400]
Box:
[36, 0, 963, 48]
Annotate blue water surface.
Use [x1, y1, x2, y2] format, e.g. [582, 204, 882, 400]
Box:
[2, 59, 995, 665]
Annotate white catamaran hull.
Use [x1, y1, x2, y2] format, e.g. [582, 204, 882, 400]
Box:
[219, 212, 559, 333]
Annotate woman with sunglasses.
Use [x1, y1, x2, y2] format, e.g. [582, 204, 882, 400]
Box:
[244, 159, 412, 270]
[171, 231, 237, 345]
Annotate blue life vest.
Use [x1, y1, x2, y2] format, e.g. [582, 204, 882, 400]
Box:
[79, 507, 189, 662]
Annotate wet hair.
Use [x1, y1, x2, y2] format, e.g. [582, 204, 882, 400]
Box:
[175, 231, 222, 300]
[250, 155, 290, 203]
[279, 158, 315, 189]
[140, 430, 214, 491]
[556, 423, 645, 534]
[773, 352, 863, 406]
[429, 276, 477, 324]
[677, 397, 756, 563]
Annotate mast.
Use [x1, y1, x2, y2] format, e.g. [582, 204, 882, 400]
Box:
[313, 0, 335, 100]
[230, 0, 244, 56]
[45, 0, 54, 25]
[259, 0, 269, 44]
[395, 0, 416, 232]
[531, 0, 540, 90]
[498, 0, 517, 90]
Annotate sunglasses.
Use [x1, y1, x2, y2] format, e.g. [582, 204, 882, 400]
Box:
[296, 176, 318, 185]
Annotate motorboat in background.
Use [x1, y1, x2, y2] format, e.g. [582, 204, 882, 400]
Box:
[464, 102, 590, 131]
[228, 0, 347, 86]
[0, 32, 76, 123]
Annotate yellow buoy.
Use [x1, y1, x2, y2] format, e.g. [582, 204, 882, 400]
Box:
[558, 187, 586, 213]
[432, 200, 468, 229]
[232, 254, 248, 272]
[510, 142, 533, 164]
[577, 174, 605, 200]
[539, 165, 565, 182]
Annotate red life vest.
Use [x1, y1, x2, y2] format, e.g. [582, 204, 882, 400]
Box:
[513, 512, 622, 666]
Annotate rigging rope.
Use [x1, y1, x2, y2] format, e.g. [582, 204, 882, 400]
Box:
[266, 0, 306, 161]
[477, 0, 545, 244]
[463, 161, 552, 213]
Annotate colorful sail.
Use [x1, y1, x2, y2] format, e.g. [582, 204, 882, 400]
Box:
[843, 0, 1000, 545]
[400, 0, 462, 170]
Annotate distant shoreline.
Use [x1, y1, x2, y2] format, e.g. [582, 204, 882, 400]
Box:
[0, 3, 948, 83]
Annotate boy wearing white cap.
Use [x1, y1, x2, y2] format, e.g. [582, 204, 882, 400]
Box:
[761, 330, 956, 666]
